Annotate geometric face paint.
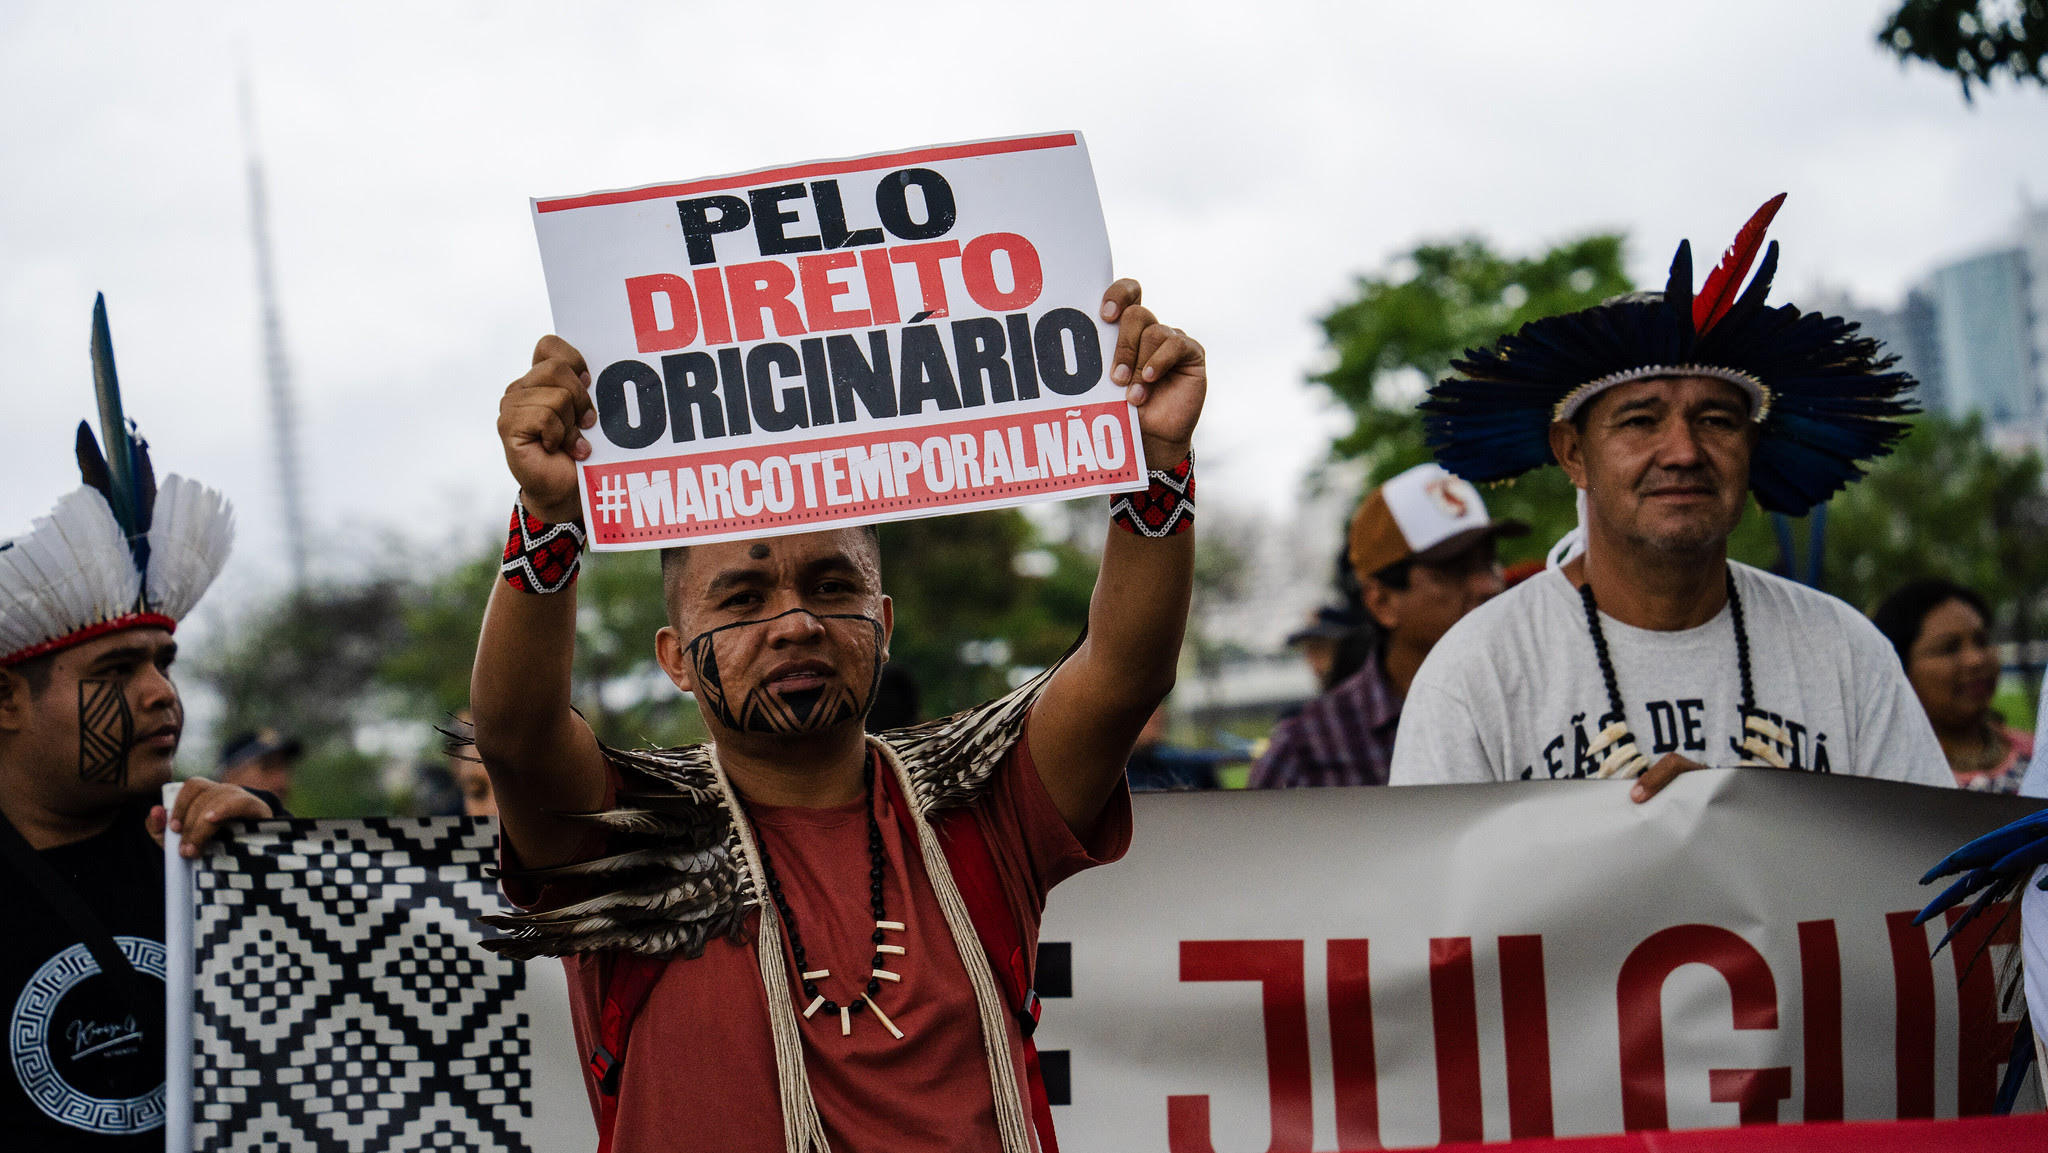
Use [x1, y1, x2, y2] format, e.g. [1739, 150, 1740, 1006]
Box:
[77, 678, 135, 785]
[683, 608, 885, 736]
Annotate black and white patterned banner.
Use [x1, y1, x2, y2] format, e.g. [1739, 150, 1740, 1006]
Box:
[179, 817, 591, 1152]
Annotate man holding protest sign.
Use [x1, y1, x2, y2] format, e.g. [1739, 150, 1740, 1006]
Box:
[1390, 197, 1953, 797]
[472, 138, 1203, 1151]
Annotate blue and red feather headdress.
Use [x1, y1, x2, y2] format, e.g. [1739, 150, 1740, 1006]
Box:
[1421, 196, 1918, 515]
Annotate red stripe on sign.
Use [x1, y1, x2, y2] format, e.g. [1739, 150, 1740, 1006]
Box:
[1429, 938, 1483, 1144]
[581, 401, 1140, 547]
[1797, 920, 1844, 1123]
[1327, 939, 1382, 1151]
[1946, 902, 2019, 1117]
[1883, 911, 1936, 1119]
[536, 134, 1080, 213]
[1498, 935, 1555, 1140]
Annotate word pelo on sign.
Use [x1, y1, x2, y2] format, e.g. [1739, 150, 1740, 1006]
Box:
[534, 133, 1140, 546]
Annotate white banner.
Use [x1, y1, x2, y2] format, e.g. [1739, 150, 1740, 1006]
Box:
[530, 133, 1144, 550]
[1036, 771, 2043, 1149]
[167, 773, 2037, 1150]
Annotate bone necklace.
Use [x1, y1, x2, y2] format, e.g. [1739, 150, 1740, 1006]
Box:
[1576, 567, 1793, 777]
[743, 760, 908, 1039]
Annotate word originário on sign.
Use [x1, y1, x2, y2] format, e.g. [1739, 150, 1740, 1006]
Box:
[531, 134, 1144, 550]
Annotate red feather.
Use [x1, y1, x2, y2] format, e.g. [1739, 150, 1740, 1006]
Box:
[1692, 193, 1787, 334]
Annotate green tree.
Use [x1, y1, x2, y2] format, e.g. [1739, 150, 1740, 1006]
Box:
[1880, 0, 2046, 100]
[192, 578, 411, 816]
[1807, 413, 2048, 620]
[1312, 234, 1636, 559]
[878, 510, 1096, 719]
[377, 543, 706, 751]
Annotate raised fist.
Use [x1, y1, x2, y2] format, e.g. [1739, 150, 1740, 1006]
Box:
[1101, 279, 1205, 469]
[497, 336, 596, 524]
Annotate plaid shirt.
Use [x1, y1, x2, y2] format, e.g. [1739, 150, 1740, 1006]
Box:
[1249, 657, 1401, 788]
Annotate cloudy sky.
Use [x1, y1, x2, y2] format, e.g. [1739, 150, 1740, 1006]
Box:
[4, 0, 2045, 604]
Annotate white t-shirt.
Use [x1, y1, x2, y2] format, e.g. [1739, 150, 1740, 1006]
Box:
[1389, 561, 1954, 788]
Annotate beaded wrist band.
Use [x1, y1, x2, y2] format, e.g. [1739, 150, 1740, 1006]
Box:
[502, 498, 587, 595]
[1109, 452, 1195, 538]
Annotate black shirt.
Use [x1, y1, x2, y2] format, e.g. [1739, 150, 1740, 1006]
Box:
[1, 802, 165, 1149]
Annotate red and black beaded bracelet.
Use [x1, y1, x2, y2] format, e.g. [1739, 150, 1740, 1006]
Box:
[1109, 452, 1195, 538]
[501, 499, 586, 594]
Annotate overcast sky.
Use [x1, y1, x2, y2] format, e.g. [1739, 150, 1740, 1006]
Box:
[4, 0, 2045, 605]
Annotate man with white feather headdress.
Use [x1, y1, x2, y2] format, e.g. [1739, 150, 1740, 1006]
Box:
[0, 298, 273, 1149]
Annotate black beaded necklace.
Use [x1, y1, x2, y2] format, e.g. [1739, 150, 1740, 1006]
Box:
[744, 760, 908, 1039]
[1576, 566, 1789, 774]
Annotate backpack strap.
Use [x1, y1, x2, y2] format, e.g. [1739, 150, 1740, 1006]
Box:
[584, 757, 1062, 1153]
[589, 950, 669, 1153]
[885, 767, 1060, 1153]
[932, 806, 1061, 1153]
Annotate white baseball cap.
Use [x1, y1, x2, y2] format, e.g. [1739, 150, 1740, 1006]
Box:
[1348, 463, 1528, 578]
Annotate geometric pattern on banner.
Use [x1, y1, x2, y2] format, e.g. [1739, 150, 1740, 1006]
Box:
[192, 818, 532, 1153]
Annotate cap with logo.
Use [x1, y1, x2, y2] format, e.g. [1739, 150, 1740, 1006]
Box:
[1347, 463, 1528, 580]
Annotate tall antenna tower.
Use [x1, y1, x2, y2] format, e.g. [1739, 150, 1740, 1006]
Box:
[239, 75, 311, 590]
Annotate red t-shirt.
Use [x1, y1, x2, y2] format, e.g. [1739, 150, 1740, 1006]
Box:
[508, 737, 1129, 1152]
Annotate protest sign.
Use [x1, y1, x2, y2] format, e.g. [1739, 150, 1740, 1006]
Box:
[531, 133, 1144, 550]
[1035, 772, 2042, 1149]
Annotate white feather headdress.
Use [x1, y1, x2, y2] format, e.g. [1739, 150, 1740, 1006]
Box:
[0, 452, 234, 666]
[1, 297, 236, 666]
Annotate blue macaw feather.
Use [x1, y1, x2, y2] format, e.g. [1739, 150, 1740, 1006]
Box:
[1915, 867, 1995, 925]
[1989, 834, 2048, 878]
[1927, 877, 2020, 957]
[1996, 1013, 2035, 1115]
[1421, 215, 1914, 511]
[1922, 810, 2048, 882]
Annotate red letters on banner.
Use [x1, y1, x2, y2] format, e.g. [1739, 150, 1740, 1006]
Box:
[1885, 911, 1938, 1118]
[1430, 938, 1484, 1143]
[1158, 914, 2017, 1146]
[1945, 902, 2020, 1117]
[1796, 920, 1844, 1122]
[1499, 934, 1557, 1139]
[1327, 940, 1382, 1151]
[1616, 925, 1780, 1133]
[1168, 940, 1314, 1153]
[621, 234, 1044, 354]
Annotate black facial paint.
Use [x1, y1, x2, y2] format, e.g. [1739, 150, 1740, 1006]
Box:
[683, 608, 884, 735]
[77, 678, 134, 785]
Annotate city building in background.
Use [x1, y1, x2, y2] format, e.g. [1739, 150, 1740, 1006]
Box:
[1830, 204, 2048, 455]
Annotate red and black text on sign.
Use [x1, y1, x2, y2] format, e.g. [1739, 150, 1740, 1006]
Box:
[583, 400, 1139, 546]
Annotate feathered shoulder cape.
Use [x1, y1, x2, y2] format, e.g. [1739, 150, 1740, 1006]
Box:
[481, 661, 1056, 960]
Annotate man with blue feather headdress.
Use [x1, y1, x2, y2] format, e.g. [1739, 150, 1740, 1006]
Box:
[1388, 196, 1953, 799]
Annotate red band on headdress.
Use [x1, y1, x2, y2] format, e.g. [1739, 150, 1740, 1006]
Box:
[0, 612, 179, 666]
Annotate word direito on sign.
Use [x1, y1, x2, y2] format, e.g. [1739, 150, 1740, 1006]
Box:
[532, 133, 1145, 550]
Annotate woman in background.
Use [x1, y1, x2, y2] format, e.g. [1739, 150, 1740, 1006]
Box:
[1875, 578, 2034, 792]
